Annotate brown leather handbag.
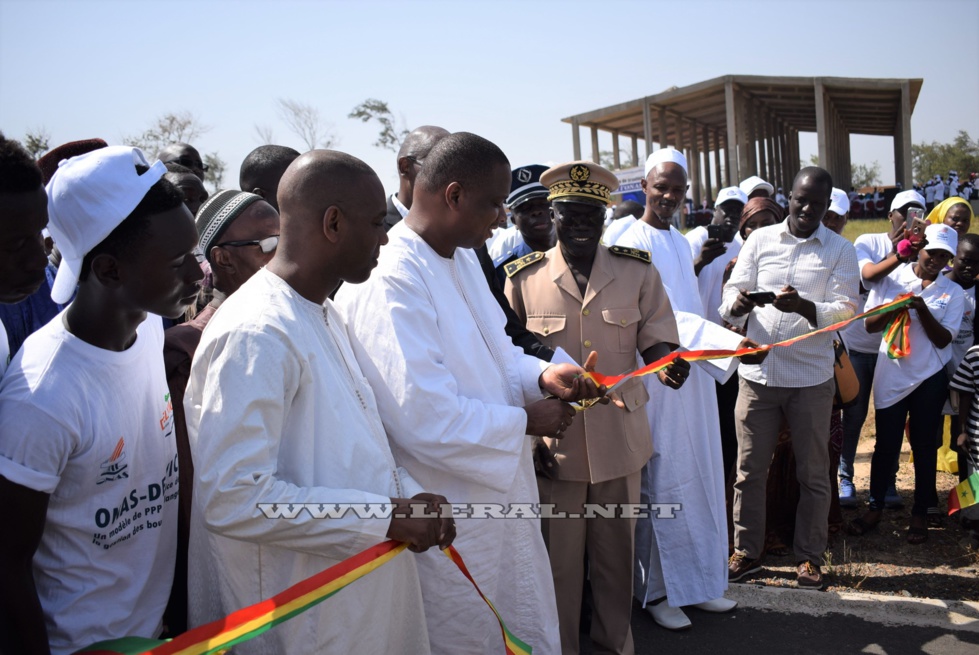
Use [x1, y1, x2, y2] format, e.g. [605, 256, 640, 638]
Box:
[833, 338, 860, 410]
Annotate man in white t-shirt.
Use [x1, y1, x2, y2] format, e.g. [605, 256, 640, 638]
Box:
[0, 146, 204, 654]
[838, 189, 926, 508]
[0, 136, 51, 376]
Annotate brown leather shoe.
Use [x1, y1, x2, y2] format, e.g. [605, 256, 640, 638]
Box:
[796, 560, 824, 590]
[729, 549, 763, 582]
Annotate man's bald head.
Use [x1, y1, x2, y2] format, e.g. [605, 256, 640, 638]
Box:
[395, 125, 450, 209]
[408, 133, 511, 257]
[274, 150, 387, 292]
[159, 143, 206, 181]
[416, 132, 510, 195]
[397, 125, 451, 162]
[278, 150, 380, 226]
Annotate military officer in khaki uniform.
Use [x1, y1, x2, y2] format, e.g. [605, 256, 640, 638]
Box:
[504, 161, 687, 655]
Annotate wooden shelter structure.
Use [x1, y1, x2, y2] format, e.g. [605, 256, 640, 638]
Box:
[562, 75, 922, 206]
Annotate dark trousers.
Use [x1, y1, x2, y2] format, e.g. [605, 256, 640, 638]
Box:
[870, 368, 947, 516]
[716, 374, 740, 481]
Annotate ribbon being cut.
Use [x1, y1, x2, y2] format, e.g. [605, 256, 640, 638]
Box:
[584, 292, 916, 394]
[76, 293, 917, 655]
[75, 542, 531, 655]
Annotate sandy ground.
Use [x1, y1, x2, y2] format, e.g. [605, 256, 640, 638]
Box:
[748, 406, 979, 601]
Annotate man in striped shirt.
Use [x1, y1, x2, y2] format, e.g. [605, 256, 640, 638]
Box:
[720, 167, 859, 590]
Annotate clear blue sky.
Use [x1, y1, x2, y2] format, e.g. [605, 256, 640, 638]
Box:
[2, 0, 977, 193]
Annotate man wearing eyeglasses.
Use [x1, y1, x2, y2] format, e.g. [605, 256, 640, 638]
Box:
[162, 190, 278, 632]
[159, 142, 208, 182]
[503, 160, 683, 655]
[383, 125, 450, 231]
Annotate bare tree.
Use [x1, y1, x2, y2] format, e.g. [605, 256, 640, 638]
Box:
[599, 149, 635, 170]
[124, 111, 210, 158]
[203, 152, 227, 191]
[276, 98, 335, 150]
[254, 123, 276, 145]
[348, 98, 408, 152]
[22, 127, 51, 158]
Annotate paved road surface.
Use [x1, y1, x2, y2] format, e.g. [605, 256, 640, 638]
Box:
[579, 601, 979, 654]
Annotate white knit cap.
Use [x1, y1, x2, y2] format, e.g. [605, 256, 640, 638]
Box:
[644, 147, 687, 177]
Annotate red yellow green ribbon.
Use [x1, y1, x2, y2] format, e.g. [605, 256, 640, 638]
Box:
[585, 293, 916, 391]
[75, 541, 531, 655]
[882, 308, 911, 359]
[444, 545, 532, 655]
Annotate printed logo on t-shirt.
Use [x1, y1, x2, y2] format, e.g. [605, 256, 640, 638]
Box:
[934, 293, 951, 309]
[96, 437, 128, 485]
[159, 393, 174, 438]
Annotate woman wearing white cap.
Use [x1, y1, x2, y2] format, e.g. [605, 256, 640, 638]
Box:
[847, 223, 965, 544]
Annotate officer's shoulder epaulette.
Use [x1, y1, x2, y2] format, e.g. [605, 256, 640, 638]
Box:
[505, 251, 545, 278]
[608, 245, 651, 264]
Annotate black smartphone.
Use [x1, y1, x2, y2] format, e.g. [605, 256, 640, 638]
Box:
[746, 291, 777, 305]
[707, 224, 733, 243]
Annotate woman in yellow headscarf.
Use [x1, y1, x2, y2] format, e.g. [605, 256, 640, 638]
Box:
[930, 196, 975, 478]
[928, 196, 974, 236]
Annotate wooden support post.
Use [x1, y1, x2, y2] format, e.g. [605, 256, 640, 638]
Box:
[896, 80, 913, 189]
[725, 80, 739, 185]
[659, 106, 668, 149]
[814, 78, 829, 172]
[642, 101, 653, 159]
[757, 105, 768, 183]
[766, 110, 777, 185]
[690, 122, 701, 208]
[702, 125, 713, 203]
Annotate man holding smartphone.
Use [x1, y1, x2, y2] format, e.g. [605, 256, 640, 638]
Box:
[687, 187, 748, 326]
[720, 166, 859, 590]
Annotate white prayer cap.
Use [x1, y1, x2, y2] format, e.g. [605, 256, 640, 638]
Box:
[828, 188, 850, 215]
[890, 189, 925, 212]
[739, 176, 774, 198]
[644, 147, 687, 177]
[716, 187, 748, 206]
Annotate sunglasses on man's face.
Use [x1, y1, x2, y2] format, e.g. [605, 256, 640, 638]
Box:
[215, 235, 279, 254]
[164, 156, 209, 172]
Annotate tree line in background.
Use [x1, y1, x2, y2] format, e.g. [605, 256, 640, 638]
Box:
[19, 114, 978, 196]
[18, 98, 409, 192]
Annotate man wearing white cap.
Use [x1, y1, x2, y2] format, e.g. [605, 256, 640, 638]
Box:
[822, 187, 850, 235]
[0, 146, 203, 654]
[686, 186, 747, 325]
[837, 189, 927, 509]
[739, 175, 774, 200]
[614, 147, 764, 629]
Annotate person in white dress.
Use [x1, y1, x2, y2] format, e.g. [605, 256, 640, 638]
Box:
[336, 133, 603, 655]
[185, 150, 454, 654]
[614, 147, 765, 631]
